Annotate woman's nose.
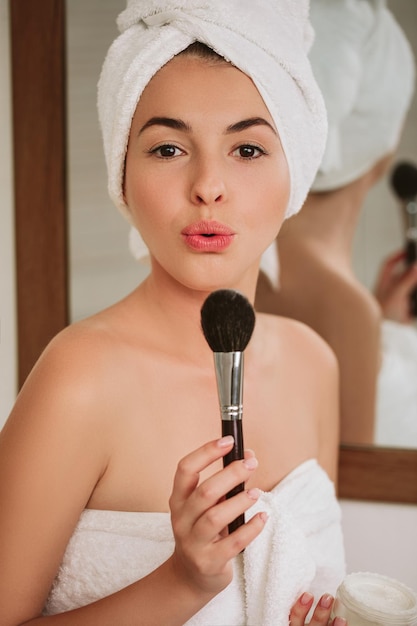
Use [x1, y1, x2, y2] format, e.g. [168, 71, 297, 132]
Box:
[189, 158, 227, 206]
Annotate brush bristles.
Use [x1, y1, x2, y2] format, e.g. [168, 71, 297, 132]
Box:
[391, 161, 417, 200]
[200, 289, 256, 353]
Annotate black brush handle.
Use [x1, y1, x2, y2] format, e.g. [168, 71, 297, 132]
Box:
[405, 239, 417, 317]
[222, 419, 245, 534]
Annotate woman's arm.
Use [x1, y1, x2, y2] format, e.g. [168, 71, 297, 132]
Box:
[0, 333, 265, 625]
[314, 338, 340, 485]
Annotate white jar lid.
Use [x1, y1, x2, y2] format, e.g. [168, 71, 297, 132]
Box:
[338, 572, 417, 624]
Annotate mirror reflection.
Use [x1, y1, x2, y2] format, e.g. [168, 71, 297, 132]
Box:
[256, 0, 417, 450]
[68, 0, 417, 450]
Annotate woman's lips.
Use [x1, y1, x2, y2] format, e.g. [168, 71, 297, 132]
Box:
[181, 221, 235, 251]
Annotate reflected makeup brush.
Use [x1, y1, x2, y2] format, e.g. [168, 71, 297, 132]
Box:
[390, 161, 417, 316]
[200, 289, 256, 534]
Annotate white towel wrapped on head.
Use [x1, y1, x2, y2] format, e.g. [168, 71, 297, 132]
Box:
[310, 0, 415, 192]
[97, 0, 328, 261]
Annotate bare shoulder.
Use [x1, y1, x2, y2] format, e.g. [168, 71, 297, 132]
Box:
[327, 273, 381, 322]
[310, 265, 382, 333]
[254, 313, 339, 481]
[317, 276, 382, 359]
[29, 299, 137, 383]
[256, 311, 338, 376]
[255, 311, 339, 421]
[7, 303, 139, 438]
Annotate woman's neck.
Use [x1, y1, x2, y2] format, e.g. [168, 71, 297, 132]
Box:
[278, 173, 374, 271]
[130, 261, 259, 366]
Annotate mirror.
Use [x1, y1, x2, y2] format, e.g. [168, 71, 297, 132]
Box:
[254, 0, 417, 453]
[10, 0, 417, 504]
[353, 0, 417, 451]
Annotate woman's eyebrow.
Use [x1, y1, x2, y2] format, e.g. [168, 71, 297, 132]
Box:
[137, 115, 277, 136]
[138, 117, 191, 135]
[226, 117, 277, 135]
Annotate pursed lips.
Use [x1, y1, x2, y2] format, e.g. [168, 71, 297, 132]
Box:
[181, 221, 235, 251]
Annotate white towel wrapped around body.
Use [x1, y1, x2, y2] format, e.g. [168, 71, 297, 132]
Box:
[43, 459, 346, 625]
[98, 0, 328, 262]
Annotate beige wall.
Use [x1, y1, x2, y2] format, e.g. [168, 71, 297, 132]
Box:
[67, 0, 143, 323]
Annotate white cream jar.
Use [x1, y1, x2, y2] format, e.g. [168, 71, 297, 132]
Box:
[331, 572, 417, 625]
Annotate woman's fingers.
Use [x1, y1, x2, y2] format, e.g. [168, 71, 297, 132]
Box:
[289, 592, 314, 624]
[376, 263, 417, 322]
[384, 249, 407, 267]
[191, 456, 258, 516]
[170, 436, 235, 507]
[374, 249, 406, 296]
[193, 485, 262, 541]
[396, 264, 417, 297]
[289, 593, 347, 626]
[175, 505, 268, 582]
[168, 439, 267, 596]
[307, 594, 334, 625]
[172, 454, 260, 541]
[170, 437, 266, 556]
[170, 437, 257, 516]
[171, 437, 252, 494]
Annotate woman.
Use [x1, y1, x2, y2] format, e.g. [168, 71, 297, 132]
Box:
[0, 2, 346, 624]
[256, 0, 415, 445]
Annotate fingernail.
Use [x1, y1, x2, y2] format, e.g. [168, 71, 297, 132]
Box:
[334, 618, 347, 626]
[320, 594, 333, 609]
[246, 488, 260, 500]
[259, 511, 268, 524]
[243, 457, 258, 470]
[218, 435, 234, 447]
[300, 592, 314, 606]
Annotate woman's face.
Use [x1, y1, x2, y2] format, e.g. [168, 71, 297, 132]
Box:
[124, 54, 290, 294]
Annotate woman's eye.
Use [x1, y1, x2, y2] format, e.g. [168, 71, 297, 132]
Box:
[150, 144, 183, 158]
[233, 144, 266, 159]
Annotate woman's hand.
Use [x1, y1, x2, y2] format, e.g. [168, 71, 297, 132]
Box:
[289, 592, 347, 625]
[374, 249, 417, 323]
[169, 436, 267, 597]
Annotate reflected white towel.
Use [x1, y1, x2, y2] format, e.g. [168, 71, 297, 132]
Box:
[376, 320, 417, 448]
[309, 0, 415, 192]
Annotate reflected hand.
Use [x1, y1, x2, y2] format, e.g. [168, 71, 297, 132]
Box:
[374, 249, 417, 323]
[289, 592, 347, 625]
[169, 436, 267, 597]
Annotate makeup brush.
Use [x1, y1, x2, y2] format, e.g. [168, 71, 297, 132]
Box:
[200, 289, 256, 534]
[390, 161, 417, 316]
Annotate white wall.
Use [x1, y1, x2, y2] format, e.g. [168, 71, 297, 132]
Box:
[0, 0, 17, 426]
[0, 0, 416, 597]
[340, 500, 417, 590]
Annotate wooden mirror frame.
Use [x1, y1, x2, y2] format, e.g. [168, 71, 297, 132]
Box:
[9, 0, 417, 505]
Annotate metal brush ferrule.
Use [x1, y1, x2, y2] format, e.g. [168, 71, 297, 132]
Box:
[213, 352, 243, 421]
